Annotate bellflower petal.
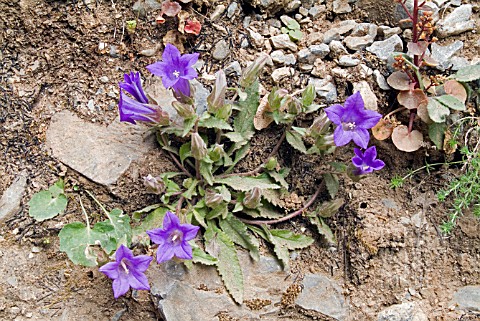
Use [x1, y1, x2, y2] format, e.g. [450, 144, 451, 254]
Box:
[146, 43, 199, 97]
[147, 211, 200, 264]
[119, 72, 149, 104]
[351, 146, 385, 175]
[99, 244, 152, 299]
[119, 92, 160, 124]
[325, 92, 382, 148]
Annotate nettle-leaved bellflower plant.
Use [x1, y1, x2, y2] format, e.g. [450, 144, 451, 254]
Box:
[325, 92, 381, 149]
[118, 71, 169, 124]
[99, 244, 152, 299]
[147, 211, 200, 263]
[146, 43, 199, 98]
[352, 146, 385, 175]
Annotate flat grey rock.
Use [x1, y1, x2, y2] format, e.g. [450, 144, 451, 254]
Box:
[333, 0, 352, 14]
[212, 40, 230, 60]
[296, 273, 347, 320]
[270, 34, 298, 52]
[0, 171, 27, 223]
[309, 77, 337, 103]
[149, 251, 291, 321]
[430, 41, 464, 70]
[46, 111, 154, 186]
[367, 35, 403, 61]
[377, 302, 427, 321]
[453, 285, 480, 311]
[436, 5, 475, 38]
[338, 55, 360, 67]
[353, 81, 378, 111]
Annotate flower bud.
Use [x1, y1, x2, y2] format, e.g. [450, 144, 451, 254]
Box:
[309, 113, 331, 138]
[172, 101, 195, 118]
[268, 88, 288, 111]
[243, 187, 262, 209]
[284, 96, 303, 115]
[240, 54, 268, 88]
[264, 157, 277, 171]
[209, 144, 225, 162]
[215, 103, 232, 120]
[151, 108, 171, 126]
[315, 134, 335, 151]
[191, 132, 208, 160]
[205, 189, 224, 208]
[207, 70, 227, 114]
[143, 174, 165, 195]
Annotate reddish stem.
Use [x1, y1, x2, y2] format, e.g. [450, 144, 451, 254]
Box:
[408, 111, 416, 133]
[238, 182, 323, 225]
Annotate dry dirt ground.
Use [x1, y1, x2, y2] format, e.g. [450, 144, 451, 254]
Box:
[0, 0, 479, 320]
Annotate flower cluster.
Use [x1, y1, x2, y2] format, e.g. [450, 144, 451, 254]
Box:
[118, 43, 199, 125]
[325, 92, 385, 175]
[99, 211, 199, 299]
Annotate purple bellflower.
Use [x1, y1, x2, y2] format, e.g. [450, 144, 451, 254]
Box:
[99, 244, 152, 299]
[147, 211, 200, 264]
[324, 92, 381, 149]
[118, 71, 167, 124]
[146, 43, 199, 97]
[352, 146, 385, 175]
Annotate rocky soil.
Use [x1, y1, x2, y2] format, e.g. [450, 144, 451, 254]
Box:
[0, 0, 479, 320]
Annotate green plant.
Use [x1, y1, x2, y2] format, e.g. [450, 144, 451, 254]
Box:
[372, 0, 480, 152]
[280, 15, 303, 41]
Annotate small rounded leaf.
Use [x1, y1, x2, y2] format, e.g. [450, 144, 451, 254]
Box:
[372, 118, 394, 140]
[427, 97, 450, 123]
[387, 71, 412, 91]
[443, 80, 467, 104]
[417, 100, 432, 123]
[392, 125, 423, 152]
[397, 89, 427, 110]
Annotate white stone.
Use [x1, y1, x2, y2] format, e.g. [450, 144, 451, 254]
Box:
[271, 67, 295, 83]
[353, 81, 378, 111]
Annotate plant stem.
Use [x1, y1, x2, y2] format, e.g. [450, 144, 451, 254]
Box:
[176, 195, 185, 217]
[217, 125, 289, 178]
[238, 181, 323, 225]
[160, 134, 193, 178]
[385, 106, 407, 118]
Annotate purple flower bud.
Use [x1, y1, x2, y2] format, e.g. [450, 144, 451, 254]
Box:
[172, 101, 196, 118]
[191, 133, 208, 160]
[209, 144, 225, 162]
[99, 244, 152, 299]
[309, 113, 331, 138]
[147, 211, 200, 263]
[205, 189, 224, 208]
[207, 70, 227, 114]
[243, 187, 262, 209]
[240, 54, 268, 88]
[143, 174, 165, 195]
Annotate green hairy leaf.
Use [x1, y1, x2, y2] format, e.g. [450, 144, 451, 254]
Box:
[434, 95, 465, 111]
[132, 207, 169, 245]
[269, 229, 314, 250]
[450, 64, 480, 82]
[323, 173, 339, 198]
[428, 122, 447, 150]
[215, 176, 280, 191]
[191, 245, 218, 266]
[219, 214, 260, 261]
[267, 168, 290, 190]
[199, 114, 233, 131]
[233, 79, 259, 144]
[286, 130, 307, 153]
[205, 225, 244, 304]
[59, 221, 113, 267]
[309, 216, 336, 245]
[427, 97, 450, 123]
[28, 179, 68, 221]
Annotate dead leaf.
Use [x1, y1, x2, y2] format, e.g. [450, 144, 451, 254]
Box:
[254, 94, 273, 130]
[372, 118, 394, 141]
[177, 10, 189, 34]
[163, 30, 185, 53]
